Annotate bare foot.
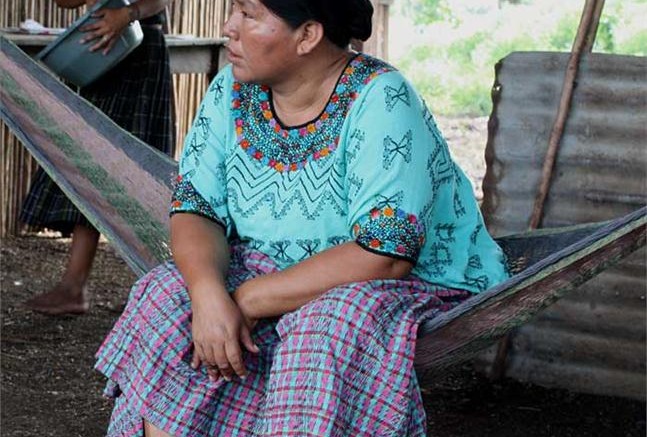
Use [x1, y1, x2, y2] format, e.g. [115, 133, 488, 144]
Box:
[24, 284, 90, 315]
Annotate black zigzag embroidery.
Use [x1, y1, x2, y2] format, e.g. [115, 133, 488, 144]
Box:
[227, 154, 346, 220]
[384, 82, 410, 112]
[383, 130, 412, 169]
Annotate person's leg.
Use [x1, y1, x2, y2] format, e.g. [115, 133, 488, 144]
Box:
[143, 420, 173, 437]
[24, 224, 99, 315]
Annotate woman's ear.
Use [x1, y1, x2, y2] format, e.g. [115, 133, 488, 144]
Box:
[296, 21, 325, 55]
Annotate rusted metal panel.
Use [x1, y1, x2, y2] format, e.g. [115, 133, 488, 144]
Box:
[480, 51, 647, 400]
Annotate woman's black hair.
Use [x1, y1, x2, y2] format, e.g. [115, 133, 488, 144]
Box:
[260, 0, 373, 48]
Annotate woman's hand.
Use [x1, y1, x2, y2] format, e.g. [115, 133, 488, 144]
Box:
[232, 280, 259, 330]
[79, 6, 130, 55]
[190, 289, 259, 382]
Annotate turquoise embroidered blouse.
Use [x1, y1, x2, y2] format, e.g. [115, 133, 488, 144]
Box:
[170, 54, 508, 293]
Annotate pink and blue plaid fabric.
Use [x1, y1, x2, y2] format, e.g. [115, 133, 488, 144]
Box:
[95, 245, 472, 436]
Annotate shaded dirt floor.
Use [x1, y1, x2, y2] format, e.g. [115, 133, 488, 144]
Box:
[1, 117, 645, 436]
[2, 234, 645, 437]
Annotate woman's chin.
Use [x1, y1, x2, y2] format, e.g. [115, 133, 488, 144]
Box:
[230, 65, 252, 83]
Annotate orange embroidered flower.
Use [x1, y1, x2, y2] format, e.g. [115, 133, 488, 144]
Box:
[384, 207, 394, 217]
[241, 139, 250, 149]
[263, 110, 273, 120]
[369, 239, 381, 248]
[274, 162, 284, 172]
[307, 123, 316, 133]
[236, 126, 243, 136]
[171, 200, 182, 208]
[233, 82, 241, 91]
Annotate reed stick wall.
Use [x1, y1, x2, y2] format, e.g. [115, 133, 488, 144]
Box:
[0, 0, 230, 237]
[1, 0, 388, 237]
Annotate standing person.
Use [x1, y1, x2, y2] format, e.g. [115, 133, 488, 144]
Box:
[21, 0, 174, 315]
[95, 0, 510, 435]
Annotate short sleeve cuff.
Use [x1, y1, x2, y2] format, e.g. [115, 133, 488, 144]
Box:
[170, 175, 227, 229]
[352, 207, 425, 262]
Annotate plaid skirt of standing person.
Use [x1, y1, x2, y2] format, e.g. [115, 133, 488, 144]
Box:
[95, 244, 473, 436]
[19, 24, 174, 234]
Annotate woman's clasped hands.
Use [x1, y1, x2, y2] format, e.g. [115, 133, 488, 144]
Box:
[190, 281, 259, 383]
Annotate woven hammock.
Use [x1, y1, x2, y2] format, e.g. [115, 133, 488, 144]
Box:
[2, 38, 645, 381]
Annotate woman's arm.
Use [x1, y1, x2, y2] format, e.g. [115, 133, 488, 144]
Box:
[234, 242, 413, 319]
[54, 0, 86, 8]
[80, 0, 170, 54]
[171, 213, 230, 296]
[171, 213, 258, 381]
[127, 0, 169, 21]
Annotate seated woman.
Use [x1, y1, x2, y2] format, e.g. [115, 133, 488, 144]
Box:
[95, 0, 509, 435]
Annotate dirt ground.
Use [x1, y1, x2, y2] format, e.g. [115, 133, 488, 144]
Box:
[1, 117, 645, 436]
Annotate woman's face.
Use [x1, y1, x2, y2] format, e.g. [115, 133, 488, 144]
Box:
[223, 0, 300, 84]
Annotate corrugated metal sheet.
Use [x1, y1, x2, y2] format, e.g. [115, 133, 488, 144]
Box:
[480, 52, 647, 400]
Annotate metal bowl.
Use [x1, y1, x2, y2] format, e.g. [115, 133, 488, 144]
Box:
[37, 0, 143, 88]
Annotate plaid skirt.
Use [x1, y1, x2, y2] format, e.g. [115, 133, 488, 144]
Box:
[20, 25, 174, 234]
[95, 245, 472, 436]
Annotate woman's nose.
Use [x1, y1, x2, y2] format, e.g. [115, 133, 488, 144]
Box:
[223, 15, 238, 39]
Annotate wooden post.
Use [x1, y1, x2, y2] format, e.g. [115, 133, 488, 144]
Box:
[490, 0, 606, 381]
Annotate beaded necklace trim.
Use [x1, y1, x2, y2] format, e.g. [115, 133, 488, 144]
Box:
[231, 54, 393, 173]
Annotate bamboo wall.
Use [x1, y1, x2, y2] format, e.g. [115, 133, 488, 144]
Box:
[1, 0, 389, 237]
[0, 0, 230, 237]
[1, 2, 85, 237]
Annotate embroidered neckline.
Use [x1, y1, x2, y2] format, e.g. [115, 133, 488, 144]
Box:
[231, 54, 394, 173]
[268, 54, 357, 130]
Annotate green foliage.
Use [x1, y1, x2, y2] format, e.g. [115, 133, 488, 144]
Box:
[545, 15, 579, 51]
[616, 30, 647, 56]
[393, 0, 647, 116]
[593, 16, 617, 52]
[401, 0, 456, 26]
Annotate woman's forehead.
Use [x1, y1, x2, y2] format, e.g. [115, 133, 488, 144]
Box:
[234, 0, 261, 8]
